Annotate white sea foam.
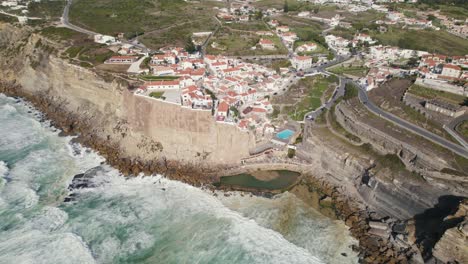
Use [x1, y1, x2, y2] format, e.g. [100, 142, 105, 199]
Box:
[0, 161, 8, 179]
[30, 206, 69, 231]
[0, 94, 359, 264]
[67, 174, 325, 264]
[0, 229, 95, 264]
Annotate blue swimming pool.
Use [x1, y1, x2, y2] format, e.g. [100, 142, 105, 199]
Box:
[276, 129, 295, 140]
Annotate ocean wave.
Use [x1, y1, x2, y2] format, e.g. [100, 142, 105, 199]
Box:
[0, 229, 95, 264]
[67, 174, 325, 264]
[0, 161, 8, 179]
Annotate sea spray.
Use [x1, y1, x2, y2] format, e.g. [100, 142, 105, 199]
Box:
[0, 94, 358, 264]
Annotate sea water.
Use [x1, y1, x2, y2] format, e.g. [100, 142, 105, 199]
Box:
[0, 94, 358, 264]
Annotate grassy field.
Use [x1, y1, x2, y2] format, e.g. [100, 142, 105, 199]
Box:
[226, 21, 269, 31]
[69, 0, 221, 46]
[329, 26, 355, 40]
[455, 121, 468, 139]
[342, 9, 385, 28]
[370, 27, 468, 56]
[285, 75, 338, 121]
[329, 66, 369, 77]
[62, 37, 115, 66]
[40, 26, 87, 41]
[28, 0, 66, 19]
[149, 91, 166, 99]
[207, 28, 287, 56]
[407, 84, 467, 105]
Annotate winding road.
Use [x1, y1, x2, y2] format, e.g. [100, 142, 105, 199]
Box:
[357, 88, 468, 158]
[61, 0, 97, 35]
[61, 0, 148, 51]
[59, 3, 467, 158]
[300, 40, 468, 158]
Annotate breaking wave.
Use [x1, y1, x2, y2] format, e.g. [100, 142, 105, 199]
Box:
[0, 94, 358, 263]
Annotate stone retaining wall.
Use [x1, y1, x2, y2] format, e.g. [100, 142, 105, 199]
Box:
[334, 101, 446, 171]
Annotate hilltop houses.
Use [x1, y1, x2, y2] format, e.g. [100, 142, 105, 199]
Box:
[296, 43, 318, 53]
[135, 46, 290, 134]
[291, 56, 313, 70]
[259, 38, 275, 50]
[105, 55, 138, 64]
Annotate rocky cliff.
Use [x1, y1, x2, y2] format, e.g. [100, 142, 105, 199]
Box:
[0, 23, 253, 172]
[1, 23, 466, 263]
[432, 199, 468, 263]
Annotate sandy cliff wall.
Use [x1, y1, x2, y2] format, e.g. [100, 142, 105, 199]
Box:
[0, 23, 253, 167]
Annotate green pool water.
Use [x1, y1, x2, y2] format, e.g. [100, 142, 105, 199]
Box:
[218, 170, 301, 190]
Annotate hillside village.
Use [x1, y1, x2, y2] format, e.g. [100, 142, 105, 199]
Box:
[64, 0, 468, 149]
[1, 1, 468, 262]
[2, 0, 466, 155]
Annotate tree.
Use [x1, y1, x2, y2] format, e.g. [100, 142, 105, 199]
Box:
[254, 10, 263, 20]
[185, 36, 196, 53]
[283, 0, 289, 13]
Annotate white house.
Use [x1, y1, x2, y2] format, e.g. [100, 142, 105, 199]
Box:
[144, 80, 180, 90]
[105, 56, 138, 64]
[441, 64, 462, 79]
[152, 66, 175, 76]
[292, 56, 312, 70]
[259, 38, 275, 50]
[94, 34, 116, 45]
[296, 43, 318, 53]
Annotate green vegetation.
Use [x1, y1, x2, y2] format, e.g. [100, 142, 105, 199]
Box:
[271, 59, 292, 73]
[139, 75, 179, 81]
[226, 21, 268, 31]
[329, 66, 369, 77]
[407, 84, 467, 105]
[69, 0, 220, 48]
[370, 27, 468, 56]
[65, 46, 85, 58]
[28, 0, 66, 18]
[288, 76, 338, 121]
[329, 26, 355, 40]
[79, 61, 93, 68]
[0, 13, 16, 23]
[149, 91, 166, 99]
[287, 148, 296, 158]
[39, 26, 85, 41]
[207, 28, 287, 56]
[230, 106, 240, 119]
[343, 83, 359, 100]
[455, 121, 468, 139]
[343, 10, 385, 31]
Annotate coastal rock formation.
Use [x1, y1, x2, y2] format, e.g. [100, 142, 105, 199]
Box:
[432, 199, 468, 263]
[0, 23, 253, 170]
[1, 22, 466, 263]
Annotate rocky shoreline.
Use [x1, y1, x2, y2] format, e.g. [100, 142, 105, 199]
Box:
[0, 81, 439, 263]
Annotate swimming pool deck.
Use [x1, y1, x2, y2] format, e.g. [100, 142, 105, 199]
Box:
[271, 128, 298, 146]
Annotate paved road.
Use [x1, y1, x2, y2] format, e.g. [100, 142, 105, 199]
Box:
[61, 0, 97, 35]
[61, 0, 148, 51]
[299, 46, 468, 157]
[356, 85, 468, 158]
[127, 55, 148, 74]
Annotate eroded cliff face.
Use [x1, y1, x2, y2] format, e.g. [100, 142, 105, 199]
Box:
[0, 23, 253, 169]
[432, 200, 468, 263]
